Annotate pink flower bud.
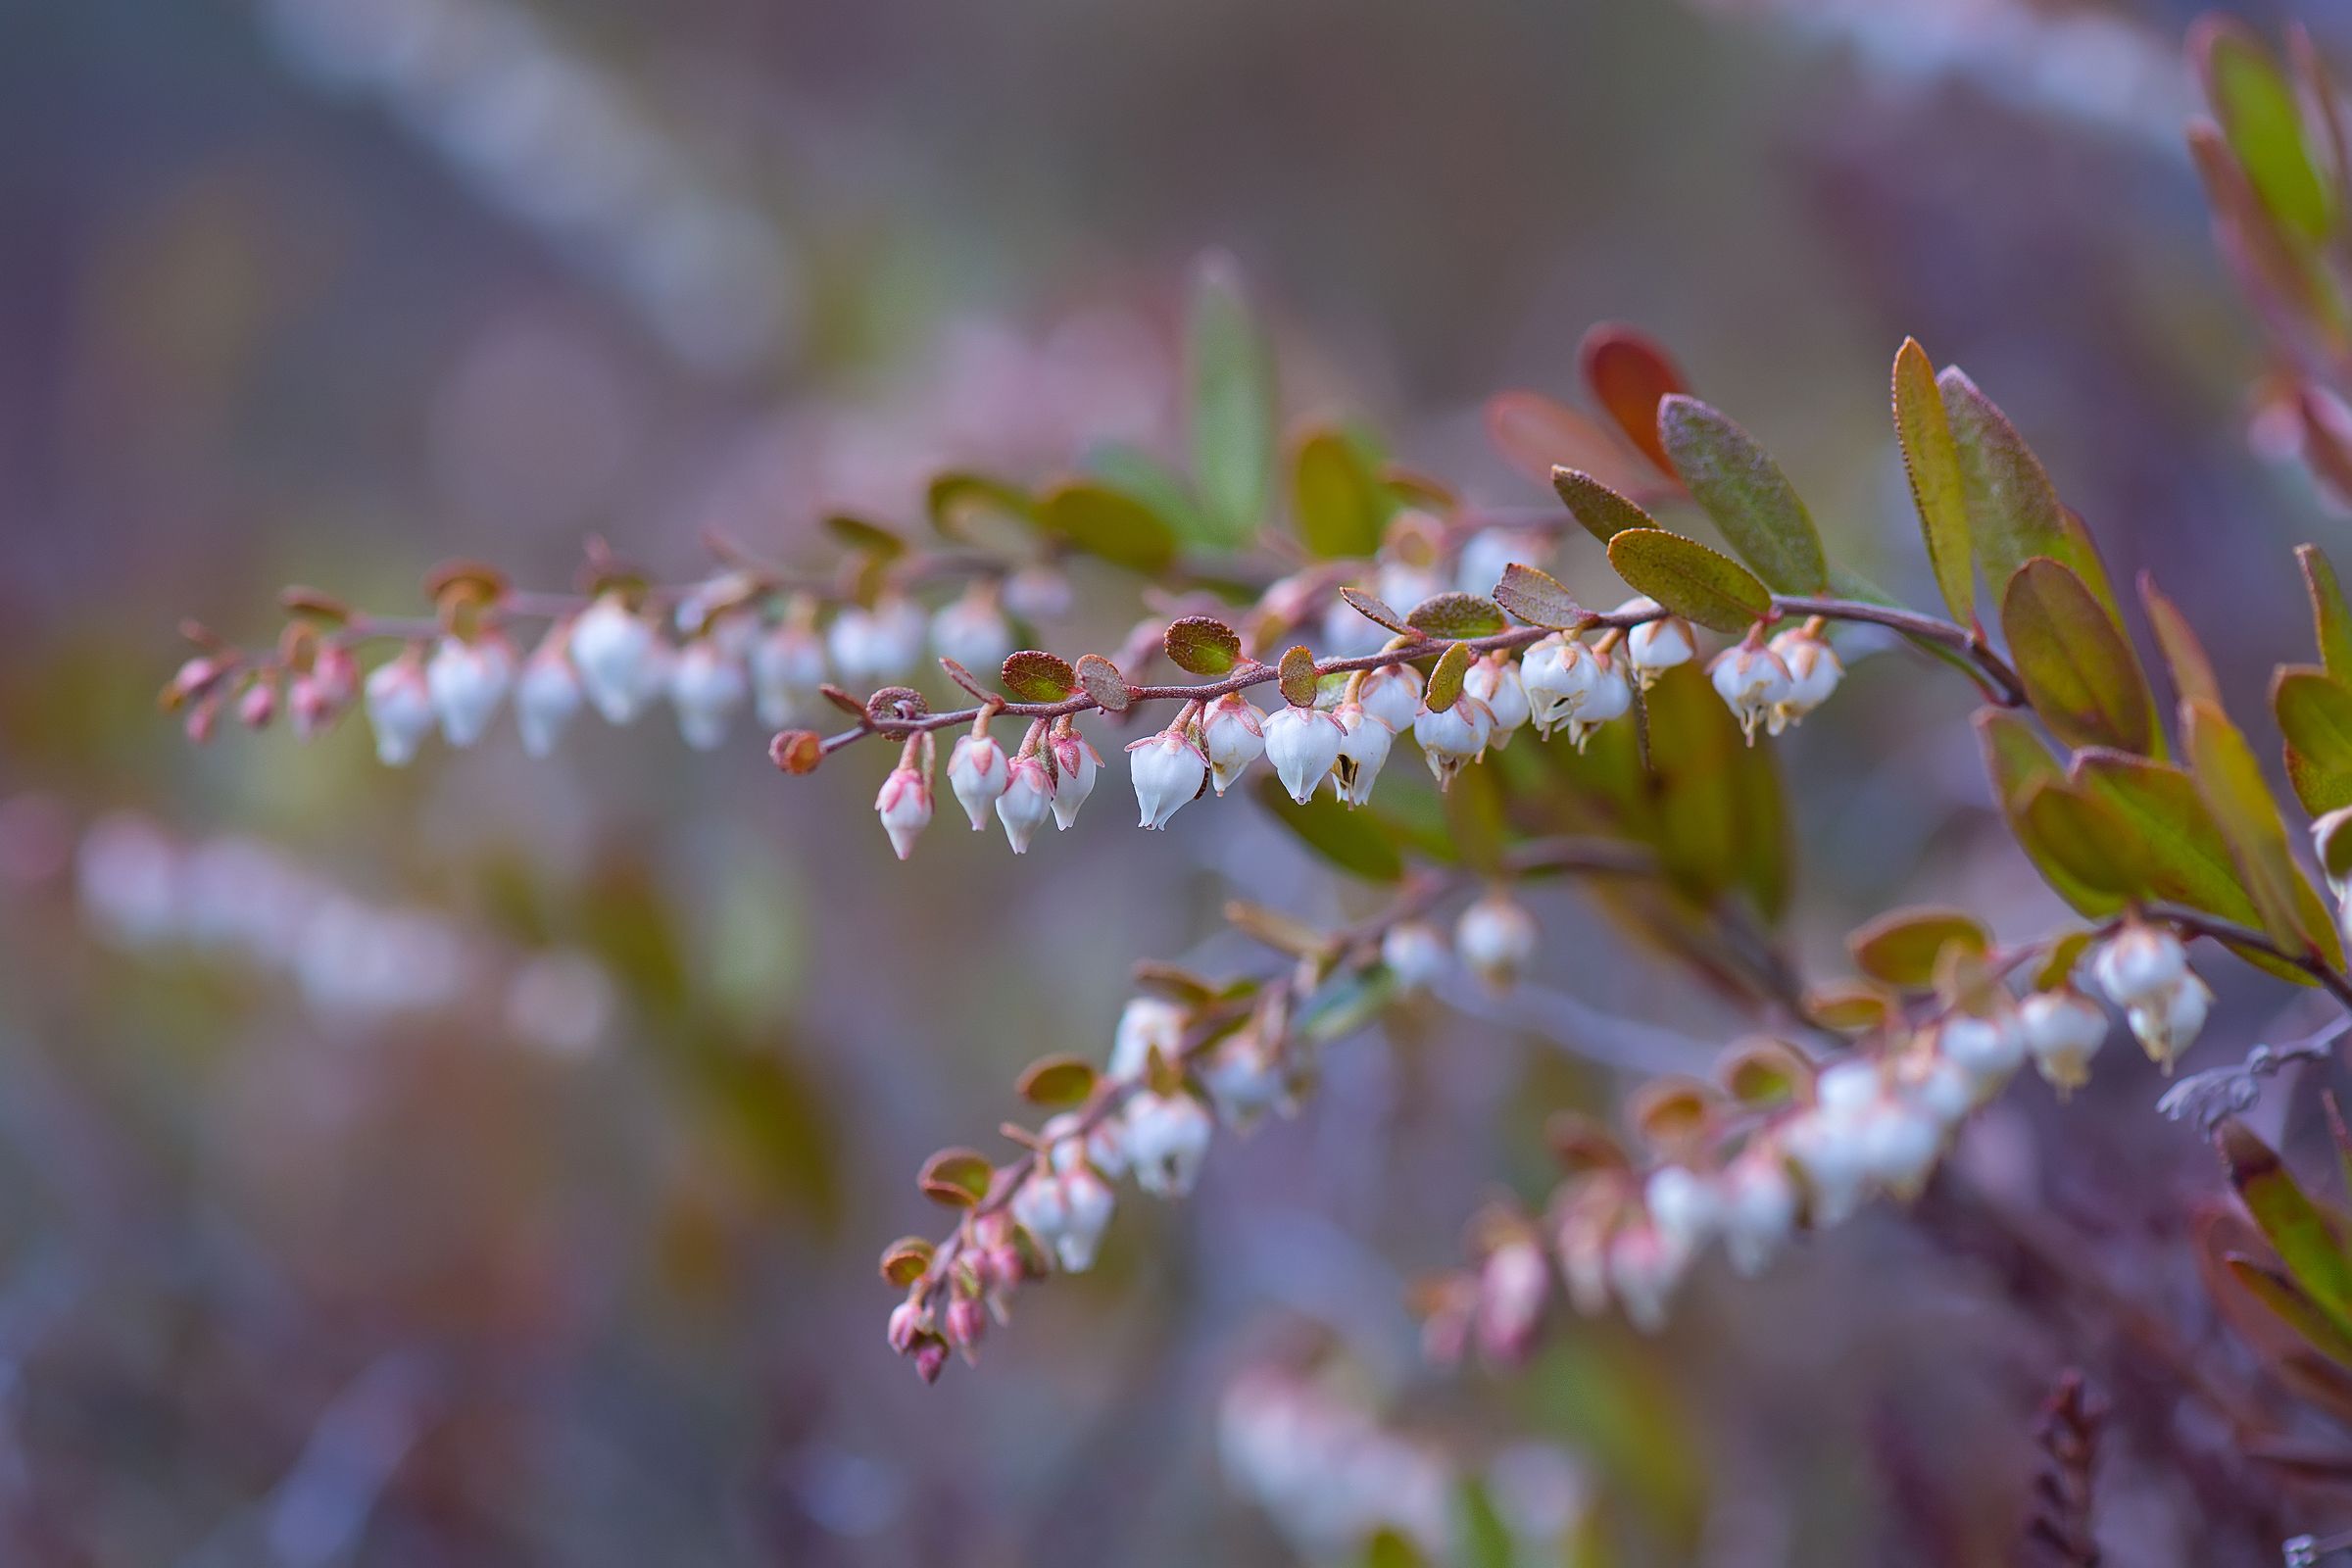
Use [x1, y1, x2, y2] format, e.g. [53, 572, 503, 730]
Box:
[1476, 1238, 1549, 1363]
[945, 1296, 988, 1359]
[873, 766, 932, 860]
[289, 645, 359, 739]
[237, 678, 277, 730]
[1048, 729, 1102, 829]
[995, 755, 1055, 854]
[948, 733, 1010, 829]
[913, 1340, 949, 1384]
[887, 1298, 926, 1353]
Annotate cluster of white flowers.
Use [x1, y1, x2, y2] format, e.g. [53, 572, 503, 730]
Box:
[73, 812, 614, 1053]
[336, 580, 1018, 768]
[1466, 924, 2202, 1341]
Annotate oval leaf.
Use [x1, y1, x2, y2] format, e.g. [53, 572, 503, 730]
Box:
[1075, 653, 1132, 712]
[2140, 572, 2222, 709]
[2195, 18, 2334, 245]
[1292, 429, 1389, 560]
[1492, 563, 1586, 629]
[918, 1149, 993, 1208]
[1551, 466, 1658, 545]
[1404, 592, 1507, 640]
[1016, 1055, 1098, 1107]
[1039, 482, 1177, 573]
[2185, 696, 2342, 962]
[927, 471, 1038, 542]
[1001, 650, 1078, 704]
[2001, 558, 2157, 755]
[825, 514, 908, 560]
[1339, 588, 1415, 636]
[1164, 616, 1243, 676]
[1278, 644, 1319, 708]
[1655, 396, 1829, 594]
[879, 1236, 934, 1287]
[1250, 775, 1404, 881]
[1848, 906, 1990, 989]
[2015, 779, 2149, 902]
[2301, 544, 2352, 678]
[1936, 368, 2127, 625]
[1977, 710, 2120, 916]
[2276, 665, 2352, 814]
[1891, 337, 1974, 621]
[1186, 252, 1274, 547]
[1425, 642, 1473, 711]
[1486, 391, 1652, 495]
[1605, 528, 1772, 634]
[1580, 323, 1690, 476]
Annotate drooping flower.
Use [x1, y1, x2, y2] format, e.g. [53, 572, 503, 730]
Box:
[364, 653, 436, 766]
[751, 618, 827, 728]
[995, 755, 1055, 854]
[1357, 662, 1423, 733]
[669, 638, 748, 751]
[1620, 598, 1695, 687]
[1128, 724, 1207, 830]
[874, 766, 932, 860]
[1200, 693, 1267, 795]
[1708, 643, 1793, 744]
[2127, 971, 2212, 1072]
[1381, 919, 1449, 992]
[2089, 925, 2187, 1008]
[1126, 1090, 1214, 1198]
[1412, 693, 1495, 787]
[948, 732, 1010, 829]
[930, 589, 1014, 676]
[1563, 649, 1632, 751]
[570, 592, 660, 724]
[1462, 653, 1531, 747]
[1263, 705, 1347, 804]
[514, 625, 584, 758]
[1768, 625, 1842, 730]
[2018, 988, 2107, 1098]
[1455, 892, 1537, 990]
[1520, 635, 1596, 737]
[1049, 726, 1103, 829]
[1329, 702, 1395, 807]
[426, 633, 515, 748]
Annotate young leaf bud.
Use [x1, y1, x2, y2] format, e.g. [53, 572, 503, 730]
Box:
[873, 766, 933, 860]
[1127, 725, 1207, 830]
[1707, 643, 1792, 745]
[1455, 891, 1537, 991]
[948, 732, 1010, 829]
[668, 638, 748, 751]
[994, 754, 1055, 854]
[570, 593, 659, 724]
[2018, 989, 2107, 1098]
[1200, 693, 1267, 795]
[426, 632, 515, 748]
[1262, 705, 1346, 804]
[363, 653, 436, 766]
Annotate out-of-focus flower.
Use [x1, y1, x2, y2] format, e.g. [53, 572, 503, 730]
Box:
[2019, 988, 2107, 1097]
[364, 652, 436, 766]
[426, 633, 515, 748]
[570, 593, 660, 724]
[1456, 892, 1536, 990]
[930, 588, 1014, 675]
[669, 638, 748, 751]
[1126, 1089, 1213, 1198]
[514, 623, 584, 757]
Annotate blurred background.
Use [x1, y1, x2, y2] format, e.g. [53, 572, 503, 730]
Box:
[5, 0, 2352, 1563]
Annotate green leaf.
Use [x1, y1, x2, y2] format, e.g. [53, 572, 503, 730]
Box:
[1426, 643, 1473, 711]
[1642, 662, 1789, 917]
[1847, 906, 1989, 989]
[1606, 528, 1772, 635]
[1038, 482, 1177, 573]
[1338, 588, 1414, 637]
[2194, 18, 2334, 245]
[2301, 545, 2352, 679]
[2139, 573, 2222, 708]
[2014, 779, 2148, 902]
[878, 1236, 933, 1287]
[1449, 1479, 1513, 1568]
[1015, 1055, 1097, 1107]
[1581, 322, 1690, 476]
[2000, 558, 2157, 755]
[2184, 696, 2341, 962]
[1251, 775, 1404, 882]
[1492, 563, 1586, 629]
[1292, 428, 1390, 559]
[2276, 665, 2352, 814]
[1185, 253, 1274, 547]
[1000, 651, 1078, 703]
[825, 514, 907, 560]
[1552, 466, 1658, 545]
[1277, 644, 1319, 708]
[918, 1149, 993, 1207]
[2225, 1254, 2352, 1369]
[1361, 1528, 1427, 1568]
[1083, 442, 1210, 544]
[926, 471, 1038, 543]
[2219, 1119, 2352, 1337]
[1891, 337, 1974, 622]
[1655, 395, 1829, 595]
[1976, 710, 2119, 916]
[1404, 592, 1508, 640]
[1936, 368, 2126, 624]
[1164, 616, 1243, 676]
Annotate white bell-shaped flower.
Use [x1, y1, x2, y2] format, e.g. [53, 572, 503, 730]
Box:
[873, 766, 932, 860]
[2090, 925, 2187, 1008]
[1606, 1222, 1689, 1335]
[1049, 729, 1102, 829]
[2127, 971, 2212, 1071]
[1645, 1165, 1721, 1256]
[1053, 1165, 1116, 1272]
[669, 639, 748, 751]
[947, 732, 1010, 829]
[930, 591, 1014, 676]
[1127, 726, 1207, 829]
[1708, 643, 1793, 745]
[426, 633, 514, 749]
[1330, 702, 1395, 807]
[1455, 892, 1537, 990]
[1565, 650, 1633, 751]
[995, 755, 1055, 854]
[1462, 653, 1531, 747]
[1456, 529, 1547, 598]
[570, 593, 659, 724]
[1110, 997, 1189, 1080]
[1937, 1012, 2026, 1098]
[514, 631, 583, 758]
[1521, 635, 1596, 737]
[363, 655, 436, 766]
[751, 620, 826, 727]
[1126, 1089, 1214, 1198]
[1767, 626, 1842, 730]
[1357, 662, 1423, 733]
[2019, 989, 2107, 1098]
[1263, 705, 1346, 804]
[1200, 693, 1266, 795]
[1413, 695, 1494, 787]
[1619, 598, 1696, 686]
[1719, 1147, 1797, 1276]
[1380, 919, 1448, 992]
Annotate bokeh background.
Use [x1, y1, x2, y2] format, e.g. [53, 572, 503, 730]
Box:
[5, 0, 2352, 1563]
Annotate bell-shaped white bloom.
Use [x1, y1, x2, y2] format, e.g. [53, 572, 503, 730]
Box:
[669, 639, 748, 751]
[2019, 989, 2107, 1098]
[751, 620, 826, 727]
[1476, 1237, 1550, 1362]
[1263, 705, 1346, 804]
[1377, 561, 1446, 617]
[1455, 892, 1537, 990]
[1200, 693, 1266, 795]
[425, 634, 514, 749]
[1565, 650, 1632, 751]
[1620, 598, 1696, 686]
[1936, 1012, 2025, 1095]
[1357, 662, 1423, 733]
[1330, 702, 1395, 807]
[2128, 971, 2212, 1071]
[1010, 1168, 1073, 1250]
[1413, 694, 1494, 787]
[1200, 1028, 1289, 1131]
[1463, 654, 1531, 747]
[1049, 729, 1102, 829]
[1053, 1164, 1116, 1272]
[1606, 1222, 1689, 1335]
[1853, 1099, 1942, 1200]
[1815, 1058, 1883, 1118]
[930, 592, 1014, 676]
[570, 593, 659, 724]
[1719, 1147, 1797, 1276]
[1045, 1108, 1130, 1181]
[995, 755, 1055, 854]
[947, 732, 1010, 829]
[1127, 726, 1207, 829]
[1126, 1090, 1214, 1198]
[1521, 635, 1596, 737]
[1645, 1166, 1721, 1255]
[2090, 925, 2187, 1008]
[1768, 627, 1842, 730]
[514, 631, 583, 758]
[829, 596, 926, 686]
[1897, 1051, 1976, 1130]
[873, 766, 932, 861]
[1381, 919, 1449, 992]
[1110, 996, 1189, 1080]
[1785, 1107, 1871, 1228]
[363, 655, 436, 766]
[1708, 644, 1793, 745]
